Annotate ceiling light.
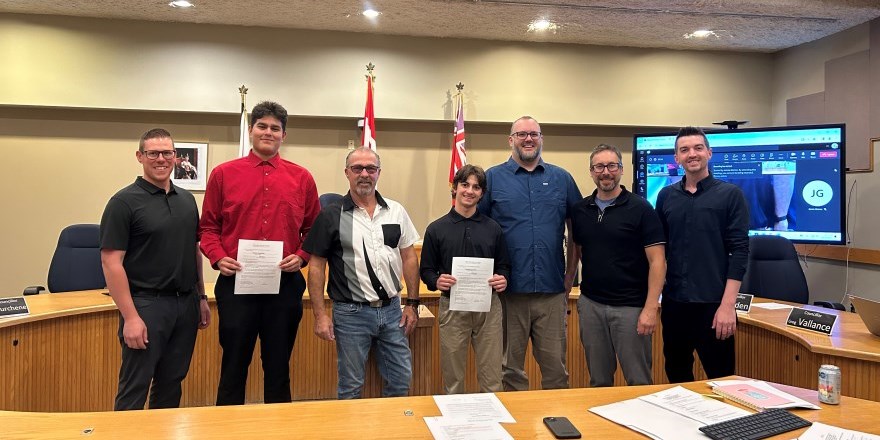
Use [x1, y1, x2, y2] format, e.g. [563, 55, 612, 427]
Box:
[168, 0, 194, 8]
[684, 29, 717, 39]
[362, 9, 380, 18]
[528, 19, 558, 33]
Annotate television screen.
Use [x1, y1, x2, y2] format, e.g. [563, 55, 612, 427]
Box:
[633, 124, 846, 245]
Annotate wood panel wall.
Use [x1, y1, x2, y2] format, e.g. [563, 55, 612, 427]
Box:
[2, 298, 710, 412]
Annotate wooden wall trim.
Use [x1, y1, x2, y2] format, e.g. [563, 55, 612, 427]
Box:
[795, 244, 880, 266]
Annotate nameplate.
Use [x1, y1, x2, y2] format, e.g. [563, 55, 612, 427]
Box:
[735, 293, 754, 313]
[786, 308, 836, 335]
[0, 297, 30, 319]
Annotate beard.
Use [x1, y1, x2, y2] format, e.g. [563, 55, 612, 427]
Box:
[354, 178, 375, 196]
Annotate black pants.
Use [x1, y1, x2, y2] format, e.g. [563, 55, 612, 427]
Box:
[214, 271, 305, 405]
[115, 293, 200, 410]
[661, 300, 735, 383]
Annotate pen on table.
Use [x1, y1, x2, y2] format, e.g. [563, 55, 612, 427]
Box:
[702, 394, 724, 401]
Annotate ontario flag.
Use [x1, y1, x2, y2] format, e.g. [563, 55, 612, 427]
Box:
[448, 95, 467, 184]
[362, 75, 377, 151]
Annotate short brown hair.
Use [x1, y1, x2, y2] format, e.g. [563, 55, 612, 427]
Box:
[138, 128, 173, 152]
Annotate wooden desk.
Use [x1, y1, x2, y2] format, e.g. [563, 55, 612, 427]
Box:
[3, 379, 878, 439]
[736, 301, 880, 401]
[0, 286, 434, 412]
[5, 287, 880, 413]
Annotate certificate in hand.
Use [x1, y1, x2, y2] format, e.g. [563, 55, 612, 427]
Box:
[233, 239, 282, 294]
[450, 257, 494, 312]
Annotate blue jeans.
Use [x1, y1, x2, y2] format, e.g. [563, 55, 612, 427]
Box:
[333, 297, 413, 399]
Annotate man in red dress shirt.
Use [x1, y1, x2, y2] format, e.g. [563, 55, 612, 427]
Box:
[199, 101, 321, 405]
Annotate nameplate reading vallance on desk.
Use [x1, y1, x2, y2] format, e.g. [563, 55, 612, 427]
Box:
[786, 308, 837, 335]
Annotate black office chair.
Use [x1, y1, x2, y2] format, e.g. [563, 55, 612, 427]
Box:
[319, 193, 344, 209]
[24, 224, 106, 295]
[813, 301, 847, 311]
[740, 235, 809, 304]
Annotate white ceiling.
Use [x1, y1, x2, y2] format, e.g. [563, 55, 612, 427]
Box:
[2, 0, 879, 53]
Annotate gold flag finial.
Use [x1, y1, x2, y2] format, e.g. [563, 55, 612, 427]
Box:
[456, 82, 464, 92]
[365, 63, 376, 81]
[238, 85, 248, 107]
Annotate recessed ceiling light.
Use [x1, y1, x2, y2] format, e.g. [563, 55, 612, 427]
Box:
[362, 9, 380, 18]
[168, 0, 194, 8]
[684, 29, 717, 39]
[528, 18, 558, 33]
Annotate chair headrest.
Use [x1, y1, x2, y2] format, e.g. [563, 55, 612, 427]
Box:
[748, 235, 798, 261]
[57, 224, 101, 249]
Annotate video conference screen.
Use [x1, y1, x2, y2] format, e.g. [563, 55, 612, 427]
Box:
[633, 124, 846, 245]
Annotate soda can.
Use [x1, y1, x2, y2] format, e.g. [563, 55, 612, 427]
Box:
[818, 364, 841, 404]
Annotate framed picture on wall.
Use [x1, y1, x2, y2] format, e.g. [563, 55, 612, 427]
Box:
[171, 142, 208, 191]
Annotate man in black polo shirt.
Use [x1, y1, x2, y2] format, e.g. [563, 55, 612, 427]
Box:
[571, 144, 666, 387]
[655, 126, 749, 382]
[100, 128, 210, 410]
[420, 165, 511, 394]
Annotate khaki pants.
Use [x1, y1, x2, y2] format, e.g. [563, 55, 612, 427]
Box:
[501, 292, 570, 391]
[439, 294, 503, 394]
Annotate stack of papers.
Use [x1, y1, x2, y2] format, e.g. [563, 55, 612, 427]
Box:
[590, 386, 751, 440]
[425, 394, 515, 440]
[798, 422, 880, 440]
[708, 379, 820, 410]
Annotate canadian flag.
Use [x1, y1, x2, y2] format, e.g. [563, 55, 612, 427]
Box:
[362, 75, 377, 151]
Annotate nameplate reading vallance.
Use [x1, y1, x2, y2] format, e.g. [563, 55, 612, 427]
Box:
[786, 308, 836, 335]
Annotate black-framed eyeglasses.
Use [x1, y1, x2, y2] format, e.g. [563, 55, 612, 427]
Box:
[142, 150, 176, 160]
[349, 165, 380, 175]
[511, 131, 542, 140]
[590, 163, 622, 173]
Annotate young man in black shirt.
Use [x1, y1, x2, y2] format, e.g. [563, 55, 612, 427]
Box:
[421, 165, 510, 394]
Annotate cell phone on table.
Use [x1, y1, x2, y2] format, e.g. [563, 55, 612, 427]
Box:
[543, 416, 581, 439]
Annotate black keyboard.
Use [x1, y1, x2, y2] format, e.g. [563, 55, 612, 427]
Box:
[698, 408, 812, 440]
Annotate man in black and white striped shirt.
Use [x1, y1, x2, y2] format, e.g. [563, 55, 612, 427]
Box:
[303, 147, 421, 399]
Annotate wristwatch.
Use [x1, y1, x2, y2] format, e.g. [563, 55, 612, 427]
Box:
[199, 294, 208, 301]
[406, 298, 420, 316]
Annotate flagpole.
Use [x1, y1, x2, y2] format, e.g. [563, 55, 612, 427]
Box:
[238, 85, 249, 158]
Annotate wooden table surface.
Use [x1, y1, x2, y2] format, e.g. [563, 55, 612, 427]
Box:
[3, 378, 878, 439]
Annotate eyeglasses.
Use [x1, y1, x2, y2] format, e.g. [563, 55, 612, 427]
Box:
[142, 150, 176, 160]
[511, 131, 542, 140]
[349, 165, 380, 175]
[590, 163, 622, 173]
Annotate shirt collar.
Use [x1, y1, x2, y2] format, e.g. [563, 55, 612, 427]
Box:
[447, 207, 484, 223]
[678, 174, 716, 192]
[135, 176, 175, 195]
[503, 156, 545, 174]
[342, 190, 389, 211]
[588, 185, 630, 205]
[245, 150, 281, 168]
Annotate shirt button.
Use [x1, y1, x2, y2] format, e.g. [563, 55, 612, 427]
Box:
[264, 204, 269, 208]
[264, 219, 268, 224]
[265, 172, 269, 176]
[265, 187, 269, 191]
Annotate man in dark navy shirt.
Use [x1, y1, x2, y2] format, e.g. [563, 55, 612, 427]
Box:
[421, 165, 510, 394]
[655, 126, 749, 382]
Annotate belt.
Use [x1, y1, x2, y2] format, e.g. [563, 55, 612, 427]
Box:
[133, 288, 195, 297]
[353, 298, 393, 308]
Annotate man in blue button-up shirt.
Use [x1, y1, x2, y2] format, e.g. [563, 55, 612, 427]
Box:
[478, 116, 582, 391]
